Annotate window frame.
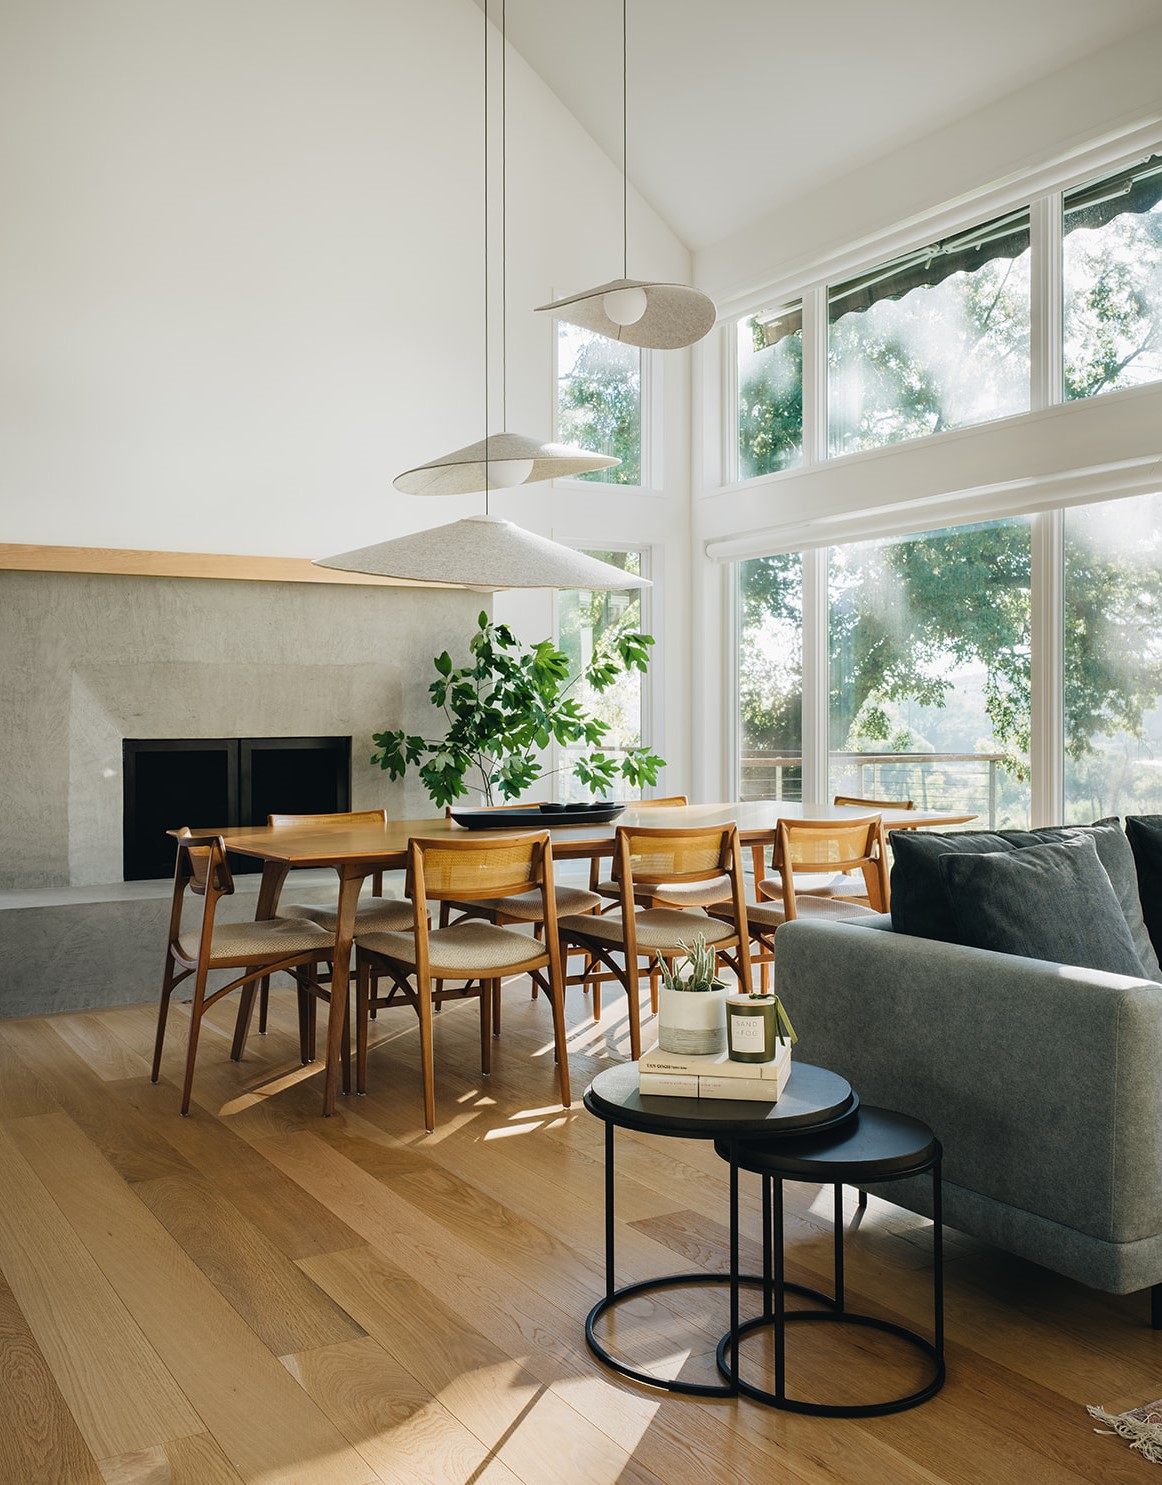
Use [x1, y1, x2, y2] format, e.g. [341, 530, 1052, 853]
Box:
[549, 315, 661, 493]
[715, 134, 1162, 499]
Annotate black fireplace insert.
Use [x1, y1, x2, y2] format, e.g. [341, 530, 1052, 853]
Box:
[123, 735, 352, 880]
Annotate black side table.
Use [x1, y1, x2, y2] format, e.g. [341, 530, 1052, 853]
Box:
[583, 1060, 857, 1396]
[714, 1105, 945, 1416]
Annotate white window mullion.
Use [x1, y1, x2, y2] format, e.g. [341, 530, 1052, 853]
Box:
[801, 285, 828, 465]
[1030, 508, 1064, 826]
[1030, 192, 1063, 412]
[801, 545, 829, 802]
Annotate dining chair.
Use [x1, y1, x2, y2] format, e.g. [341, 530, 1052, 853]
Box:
[558, 822, 752, 1060]
[152, 829, 336, 1115]
[714, 815, 889, 990]
[751, 795, 913, 903]
[265, 809, 424, 1051]
[353, 831, 571, 1132]
[588, 797, 730, 910]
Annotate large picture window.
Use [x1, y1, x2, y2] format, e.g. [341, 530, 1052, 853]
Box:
[556, 324, 642, 485]
[737, 305, 803, 479]
[737, 554, 802, 799]
[557, 550, 649, 800]
[828, 210, 1031, 457]
[1064, 492, 1162, 820]
[827, 521, 1031, 827]
[1063, 156, 1162, 402]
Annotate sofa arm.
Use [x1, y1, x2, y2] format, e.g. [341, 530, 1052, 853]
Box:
[775, 917, 1162, 1244]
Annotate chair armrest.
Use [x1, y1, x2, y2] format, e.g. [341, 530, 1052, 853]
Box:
[776, 917, 1162, 1242]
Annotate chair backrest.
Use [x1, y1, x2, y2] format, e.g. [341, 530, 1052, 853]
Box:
[833, 794, 914, 811]
[632, 795, 688, 808]
[613, 823, 738, 888]
[168, 828, 234, 951]
[772, 815, 889, 917]
[407, 831, 552, 908]
[267, 809, 388, 827]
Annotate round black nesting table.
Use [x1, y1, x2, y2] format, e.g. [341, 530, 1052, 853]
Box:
[582, 1060, 858, 1395]
[714, 1105, 945, 1416]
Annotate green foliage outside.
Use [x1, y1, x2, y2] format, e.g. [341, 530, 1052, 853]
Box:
[738, 200, 1162, 793]
[557, 328, 641, 485]
[373, 611, 664, 808]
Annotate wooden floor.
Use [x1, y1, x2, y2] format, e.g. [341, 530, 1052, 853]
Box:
[0, 981, 1158, 1485]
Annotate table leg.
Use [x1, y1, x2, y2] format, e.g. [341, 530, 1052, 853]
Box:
[254, 861, 290, 921]
[729, 1141, 740, 1393]
[604, 1120, 616, 1299]
[321, 865, 367, 1117]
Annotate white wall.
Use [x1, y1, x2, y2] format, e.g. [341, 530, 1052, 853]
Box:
[687, 19, 1162, 799]
[0, 0, 695, 796]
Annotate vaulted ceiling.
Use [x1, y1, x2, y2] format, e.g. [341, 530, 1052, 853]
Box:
[487, 0, 1162, 251]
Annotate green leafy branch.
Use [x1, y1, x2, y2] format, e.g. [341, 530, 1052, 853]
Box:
[371, 611, 665, 808]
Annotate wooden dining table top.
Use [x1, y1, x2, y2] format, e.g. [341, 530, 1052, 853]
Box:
[189, 798, 977, 869]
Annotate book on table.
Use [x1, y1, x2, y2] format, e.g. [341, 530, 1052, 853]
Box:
[637, 1039, 792, 1101]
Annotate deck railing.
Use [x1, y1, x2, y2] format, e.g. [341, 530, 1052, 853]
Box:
[740, 750, 1006, 829]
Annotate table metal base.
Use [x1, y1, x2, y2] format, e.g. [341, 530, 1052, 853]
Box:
[714, 1110, 945, 1416]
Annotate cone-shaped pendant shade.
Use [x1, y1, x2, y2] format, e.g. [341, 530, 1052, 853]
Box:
[536, 276, 716, 350]
[393, 430, 618, 496]
[316, 513, 650, 592]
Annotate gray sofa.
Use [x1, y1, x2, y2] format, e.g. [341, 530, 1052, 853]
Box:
[777, 902, 1162, 1320]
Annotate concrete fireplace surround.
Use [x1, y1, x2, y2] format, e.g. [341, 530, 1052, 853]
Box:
[0, 567, 481, 1017]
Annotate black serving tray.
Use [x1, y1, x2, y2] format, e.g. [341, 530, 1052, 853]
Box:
[450, 802, 625, 830]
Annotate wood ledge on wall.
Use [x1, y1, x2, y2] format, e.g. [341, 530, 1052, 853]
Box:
[0, 544, 461, 589]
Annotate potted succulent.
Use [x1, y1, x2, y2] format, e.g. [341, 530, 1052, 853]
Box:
[656, 934, 729, 1056]
[726, 984, 798, 1064]
[372, 611, 665, 808]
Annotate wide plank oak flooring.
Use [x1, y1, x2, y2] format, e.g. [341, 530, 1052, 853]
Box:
[0, 982, 1156, 1485]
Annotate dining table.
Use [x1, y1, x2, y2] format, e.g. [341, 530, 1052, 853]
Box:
[181, 798, 976, 1116]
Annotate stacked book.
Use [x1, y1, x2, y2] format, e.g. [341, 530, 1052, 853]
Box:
[638, 1039, 792, 1101]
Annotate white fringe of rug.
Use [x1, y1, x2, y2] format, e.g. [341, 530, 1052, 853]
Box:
[1088, 1399, 1162, 1464]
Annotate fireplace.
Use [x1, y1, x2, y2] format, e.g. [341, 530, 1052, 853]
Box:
[123, 735, 352, 880]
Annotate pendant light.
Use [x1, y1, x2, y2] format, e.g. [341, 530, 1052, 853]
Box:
[317, 2, 645, 592]
[392, 0, 617, 496]
[535, 0, 716, 350]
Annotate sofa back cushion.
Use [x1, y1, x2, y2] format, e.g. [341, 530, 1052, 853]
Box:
[937, 836, 1149, 977]
[1125, 815, 1162, 964]
[890, 819, 1162, 981]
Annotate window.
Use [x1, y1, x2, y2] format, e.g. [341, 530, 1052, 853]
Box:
[557, 550, 648, 800]
[556, 324, 642, 484]
[737, 555, 802, 799]
[828, 210, 1031, 456]
[738, 305, 803, 478]
[1063, 492, 1162, 820]
[827, 521, 1031, 826]
[1064, 156, 1162, 401]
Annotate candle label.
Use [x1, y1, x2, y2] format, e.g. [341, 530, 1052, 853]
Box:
[730, 1013, 767, 1053]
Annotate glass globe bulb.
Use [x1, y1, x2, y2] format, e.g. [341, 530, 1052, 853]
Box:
[484, 458, 534, 489]
[603, 285, 648, 326]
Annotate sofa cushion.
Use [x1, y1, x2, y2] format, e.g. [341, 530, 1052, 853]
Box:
[1126, 815, 1162, 964]
[890, 819, 1162, 982]
[937, 836, 1148, 978]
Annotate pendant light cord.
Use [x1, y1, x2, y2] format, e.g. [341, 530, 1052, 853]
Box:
[502, 0, 508, 439]
[483, 0, 490, 509]
[622, 0, 628, 279]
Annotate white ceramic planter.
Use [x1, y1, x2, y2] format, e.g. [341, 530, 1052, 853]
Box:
[657, 984, 728, 1056]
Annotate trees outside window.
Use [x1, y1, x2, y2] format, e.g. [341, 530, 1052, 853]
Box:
[557, 324, 641, 485]
[1064, 492, 1162, 820]
[828, 522, 1032, 826]
[828, 214, 1031, 456]
[738, 555, 802, 799]
[558, 550, 650, 800]
[1064, 158, 1162, 401]
[738, 307, 803, 479]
